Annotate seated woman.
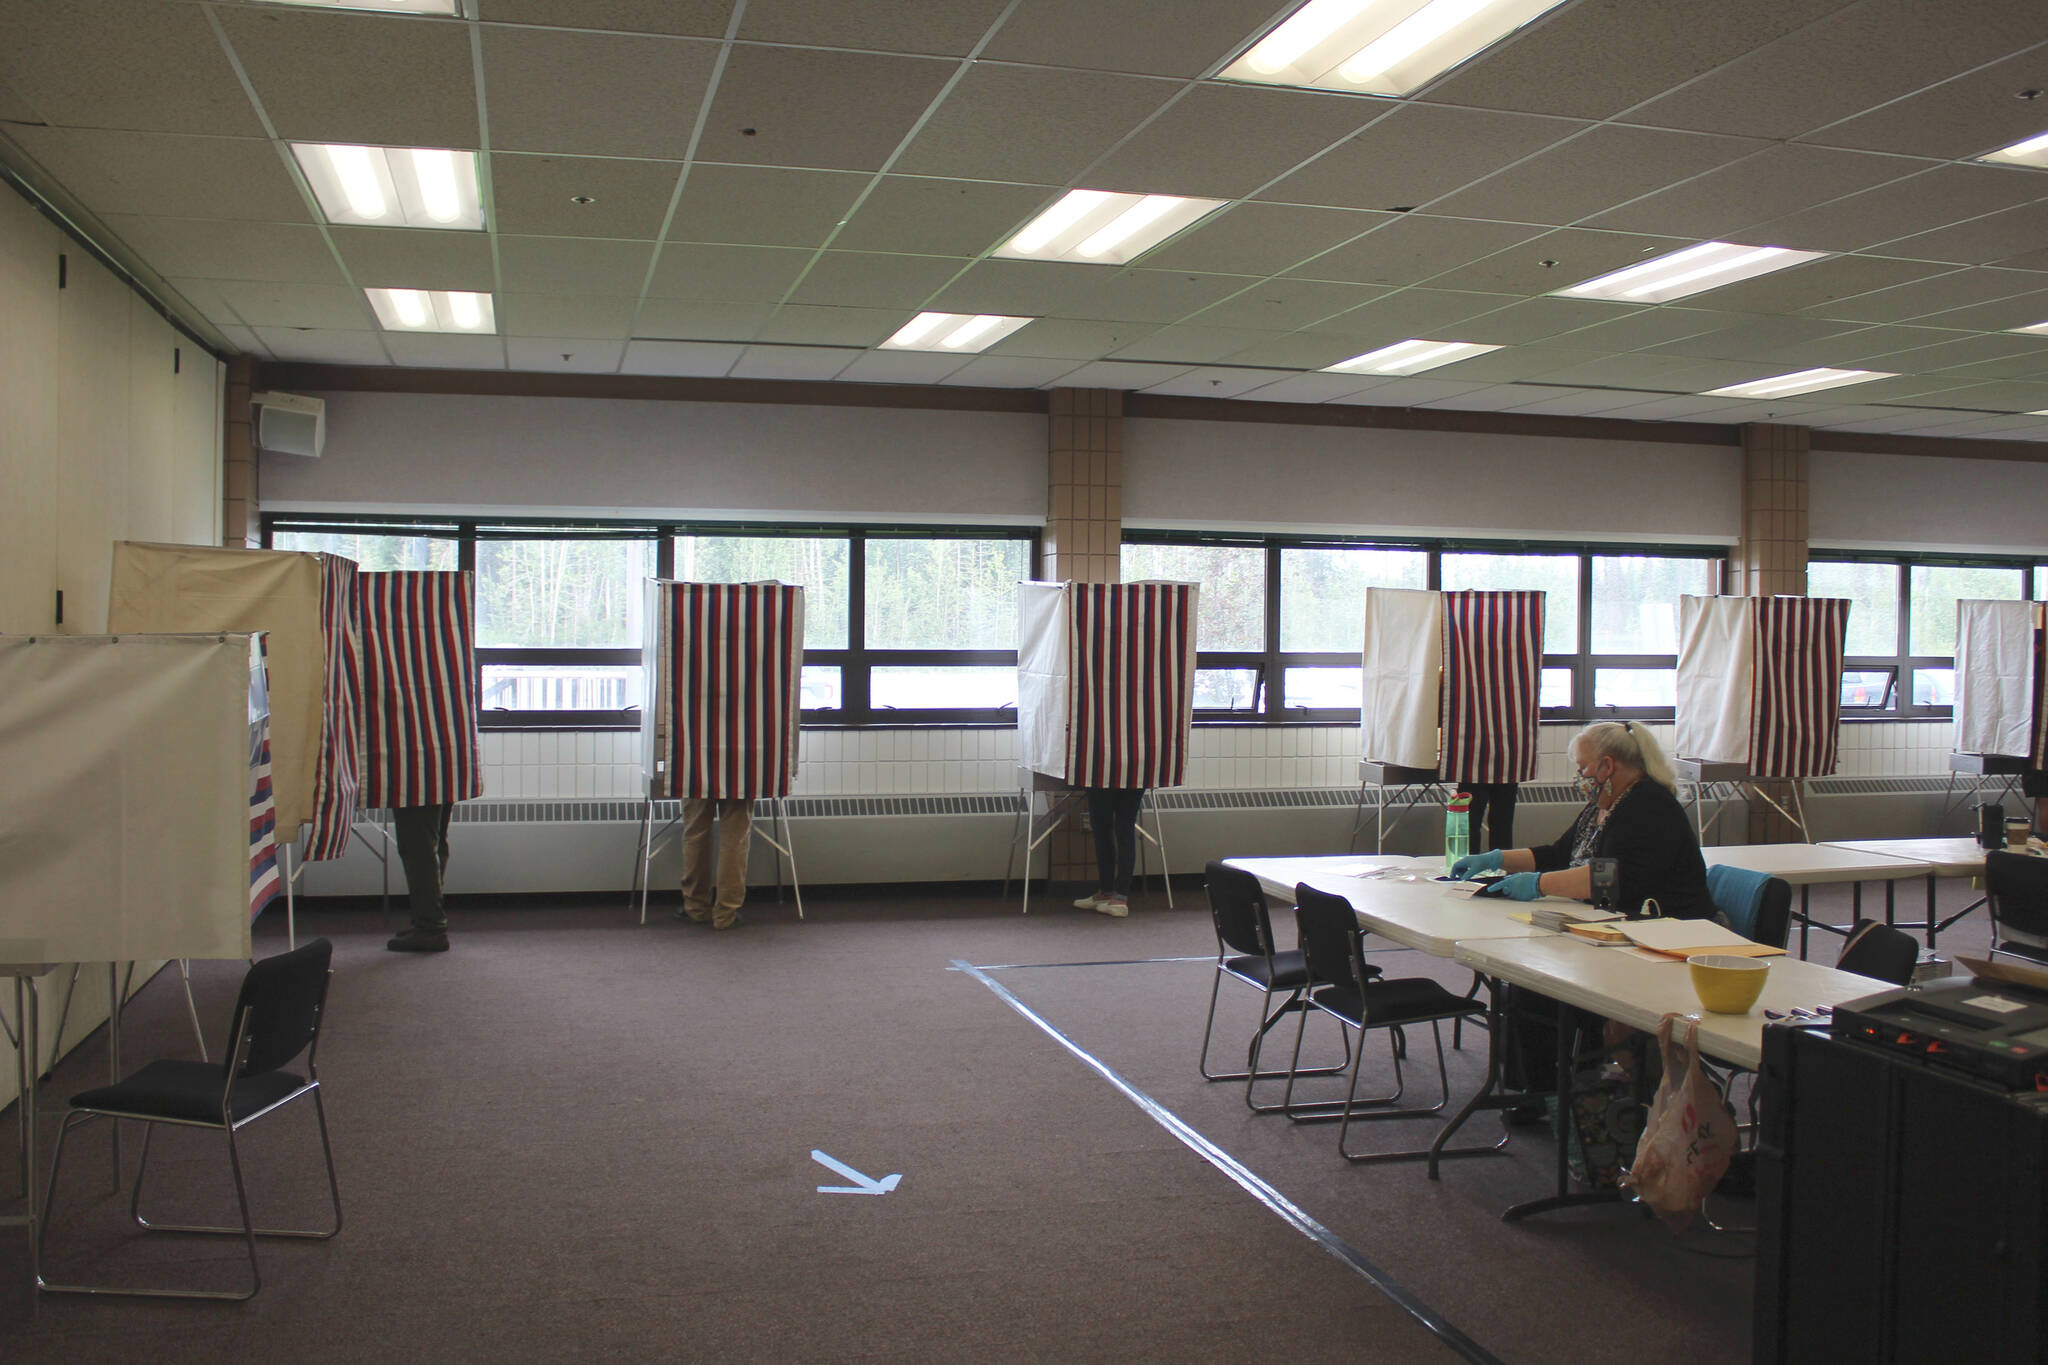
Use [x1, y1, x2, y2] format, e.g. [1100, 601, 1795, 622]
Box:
[1451, 720, 1710, 920]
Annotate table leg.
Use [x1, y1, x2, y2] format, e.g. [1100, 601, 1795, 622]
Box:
[1502, 998, 1625, 1222]
[1923, 875, 1935, 951]
[1429, 978, 1504, 1180]
[1799, 886, 1810, 959]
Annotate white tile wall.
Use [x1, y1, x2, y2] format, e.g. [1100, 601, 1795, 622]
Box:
[476, 720, 1961, 800]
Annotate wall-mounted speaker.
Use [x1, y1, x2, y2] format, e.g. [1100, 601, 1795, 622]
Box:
[253, 390, 325, 458]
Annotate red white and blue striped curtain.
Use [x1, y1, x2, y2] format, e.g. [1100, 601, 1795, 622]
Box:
[249, 636, 281, 918]
[2032, 611, 2048, 768]
[1439, 590, 1543, 784]
[1750, 596, 1848, 779]
[357, 571, 482, 809]
[662, 582, 804, 800]
[302, 554, 360, 859]
[1066, 582, 1197, 789]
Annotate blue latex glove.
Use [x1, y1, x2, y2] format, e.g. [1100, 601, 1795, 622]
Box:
[1449, 849, 1503, 880]
[1494, 871, 1543, 901]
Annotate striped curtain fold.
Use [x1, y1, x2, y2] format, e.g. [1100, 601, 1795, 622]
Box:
[1066, 581, 1197, 789]
[660, 582, 805, 800]
[1439, 590, 1543, 784]
[357, 571, 482, 809]
[249, 637, 281, 918]
[302, 554, 361, 860]
[2033, 609, 2048, 769]
[1749, 596, 1848, 779]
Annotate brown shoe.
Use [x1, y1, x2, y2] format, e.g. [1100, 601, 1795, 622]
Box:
[673, 905, 711, 924]
[712, 912, 742, 930]
[386, 929, 449, 953]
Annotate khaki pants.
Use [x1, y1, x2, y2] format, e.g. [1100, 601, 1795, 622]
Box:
[682, 798, 751, 923]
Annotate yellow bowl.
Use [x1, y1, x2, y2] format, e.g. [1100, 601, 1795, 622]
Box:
[1688, 954, 1770, 1014]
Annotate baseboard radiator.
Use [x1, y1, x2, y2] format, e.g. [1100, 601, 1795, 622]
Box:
[290, 776, 2021, 898]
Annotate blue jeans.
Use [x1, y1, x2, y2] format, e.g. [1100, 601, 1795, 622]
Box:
[1086, 788, 1146, 897]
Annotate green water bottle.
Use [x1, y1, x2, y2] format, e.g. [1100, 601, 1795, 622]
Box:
[1444, 792, 1470, 874]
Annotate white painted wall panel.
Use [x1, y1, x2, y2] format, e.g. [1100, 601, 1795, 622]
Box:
[0, 190, 59, 633]
[56, 247, 131, 633]
[1812, 450, 2048, 555]
[127, 297, 179, 545]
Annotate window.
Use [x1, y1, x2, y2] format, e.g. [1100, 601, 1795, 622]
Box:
[862, 536, 1032, 715]
[271, 527, 458, 571]
[1586, 554, 1720, 714]
[1812, 555, 2034, 719]
[1442, 551, 1578, 653]
[474, 533, 655, 719]
[1121, 540, 1267, 713]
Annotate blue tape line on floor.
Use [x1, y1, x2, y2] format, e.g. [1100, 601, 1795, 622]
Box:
[951, 958, 1506, 1365]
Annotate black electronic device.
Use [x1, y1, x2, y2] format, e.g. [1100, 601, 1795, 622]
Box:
[1831, 970, 2048, 1093]
[1588, 856, 1618, 912]
[1980, 800, 2008, 850]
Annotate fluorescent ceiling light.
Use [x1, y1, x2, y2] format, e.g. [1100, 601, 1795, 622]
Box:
[1702, 368, 1894, 400]
[291, 143, 483, 229]
[1556, 242, 1829, 304]
[1222, 0, 1572, 97]
[1322, 338, 1500, 375]
[1979, 130, 2048, 169]
[881, 312, 1034, 353]
[254, 1, 463, 13]
[995, 190, 1227, 265]
[365, 288, 496, 334]
[2008, 319, 2048, 336]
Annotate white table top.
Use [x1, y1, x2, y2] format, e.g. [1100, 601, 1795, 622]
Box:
[1819, 836, 2046, 877]
[1225, 855, 1559, 956]
[1702, 842, 1928, 885]
[1453, 934, 1888, 1071]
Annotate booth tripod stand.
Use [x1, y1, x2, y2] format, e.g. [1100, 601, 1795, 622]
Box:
[1003, 776, 1172, 915]
[628, 789, 805, 924]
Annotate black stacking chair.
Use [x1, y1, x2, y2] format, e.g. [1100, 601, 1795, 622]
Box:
[1837, 919, 1917, 986]
[1706, 864, 1793, 949]
[39, 938, 341, 1301]
[1985, 851, 2048, 966]
[1199, 862, 1359, 1112]
[1283, 884, 1492, 1163]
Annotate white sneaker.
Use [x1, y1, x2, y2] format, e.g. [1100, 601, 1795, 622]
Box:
[1073, 892, 1105, 910]
[1094, 895, 1129, 919]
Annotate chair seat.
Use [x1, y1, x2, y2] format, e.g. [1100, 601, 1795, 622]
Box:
[1311, 977, 1485, 1028]
[71, 1060, 311, 1126]
[1226, 950, 1382, 990]
[1997, 939, 2048, 966]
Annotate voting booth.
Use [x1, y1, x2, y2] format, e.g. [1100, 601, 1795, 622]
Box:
[356, 570, 483, 810]
[1011, 580, 1198, 910]
[1354, 587, 1544, 851]
[1949, 599, 2048, 817]
[1676, 594, 1851, 839]
[632, 581, 806, 920]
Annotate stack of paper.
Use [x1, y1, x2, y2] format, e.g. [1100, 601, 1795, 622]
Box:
[1618, 918, 1785, 959]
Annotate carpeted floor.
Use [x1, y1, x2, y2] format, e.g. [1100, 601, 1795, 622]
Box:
[0, 875, 1995, 1363]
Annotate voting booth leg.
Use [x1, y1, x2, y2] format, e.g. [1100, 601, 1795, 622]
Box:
[281, 843, 299, 951]
[751, 799, 804, 921]
[1134, 793, 1174, 909]
[1015, 790, 1081, 915]
[632, 799, 684, 926]
[4, 974, 43, 1285]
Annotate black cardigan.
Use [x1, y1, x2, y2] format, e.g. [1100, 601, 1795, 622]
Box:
[1531, 778, 1712, 920]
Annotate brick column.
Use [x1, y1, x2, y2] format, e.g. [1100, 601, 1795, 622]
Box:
[1735, 423, 1810, 842]
[223, 355, 260, 548]
[1045, 389, 1124, 883]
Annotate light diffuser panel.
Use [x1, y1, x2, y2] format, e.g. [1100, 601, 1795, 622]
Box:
[1702, 368, 1893, 399]
[1979, 130, 2048, 169]
[291, 143, 483, 230]
[257, 0, 462, 13]
[881, 312, 1034, 353]
[1322, 338, 1500, 374]
[366, 288, 496, 334]
[996, 191, 1228, 265]
[1222, 0, 1573, 97]
[1556, 243, 1828, 304]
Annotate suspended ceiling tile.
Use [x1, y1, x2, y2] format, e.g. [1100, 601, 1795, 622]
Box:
[489, 155, 683, 239]
[505, 337, 627, 372]
[1420, 384, 1551, 412]
[1801, 49, 2048, 160]
[1693, 254, 1950, 316]
[1818, 408, 1971, 433]
[474, 0, 734, 37]
[987, 318, 1158, 360]
[383, 332, 507, 369]
[833, 178, 1059, 258]
[1109, 326, 1278, 364]
[698, 48, 956, 172]
[1187, 278, 1382, 331]
[1813, 373, 1988, 402]
[1054, 360, 1195, 390]
[1141, 202, 1392, 277]
[619, 339, 744, 377]
[496, 235, 656, 294]
[1331, 377, 1488, 405]
[1790, 324, 1947, 364]
[1422, 346, 1603, 383]
[728, 345, 862, 380]
[1421, 0, 1855, 121]
[481, 27, 718, 160]
[1585, 144, 1911, 240]
[1743, 164, 2047, 253]
[1423, 228, 1691, 296]
[163, 277, 241, 325]
[328, 225, 496, 293]
[1233, 371, 1385, 403]
[1551, 306, 1742, 352]
[1596, 393, 1763, 421]
[215, 281, 373, 329]
[1497, 387, 1678, 417]
[251, 327, 389, 365]
[1512, 351, 1712, 390]
[927, 258, 1100, 317]
[785, 252, 969, 310]
[632, 299, 774, 341]
[1059, 269, 1257, 324]
[1654, 358, 1805, 393]
[738, 0, 1009, 55]
[833, 350, 976, 385]
[753, 304, 901, 347]
[643, 243, 814, 303]
[1083, 85, 1377, 200]
[1255, 104, 1584, 212]
[1875, 201, 2048, 267]
[212, 324, 270, 359]
[1911, 288, 2048, 332]
[0, 74, 38, 124]
[217, 6, 479, 148]
[1648, 314, 1865, 361]
[891, 65, 1176, 187]
[0, 0, 265, 137]
[1305, 288, 1517, 339]
[939, 354, 1086, 388]
[1922, 351, 2048, 383]
[1222, 331, 1398, 370]
[1873, 332, 2048, 373]
[1804, 266, 2047, 324]
[102, 216, 342, 284]
[497, 293, 641, 338]
[1627, 0, 2048, 141]
[1139, 366, 1288, 398]
[5, 128, 308, 222]
[981, 0, 1286, 79]
[1450, 296, 1641, 345]
[1431, 126, 1765, 227]
[1285, 216, 1549, 287]
[664, 165, 868, 249]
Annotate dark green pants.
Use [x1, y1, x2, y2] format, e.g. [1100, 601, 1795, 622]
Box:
[393, 803, 454, 933]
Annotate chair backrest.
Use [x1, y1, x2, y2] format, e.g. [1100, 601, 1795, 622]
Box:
[1706, 864, 1793, 949]
[1986, 851, 2048, 945]
[1293, 883, 1368, 993]
[1837, 920, 1917, 987]
[227, 937, 334, 1077]
[1205, 861, 1274, 959]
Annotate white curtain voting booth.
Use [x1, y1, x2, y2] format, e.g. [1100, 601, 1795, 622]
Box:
[1015, 580, 1198, 789]
[1955, 600, 2048, 765]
